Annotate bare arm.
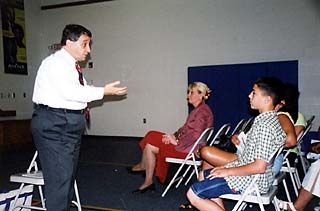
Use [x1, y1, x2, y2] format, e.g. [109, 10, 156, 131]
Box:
[295, 125, 305, 137]
[278, 114, 297, 148]
[207, 159, 267, 179]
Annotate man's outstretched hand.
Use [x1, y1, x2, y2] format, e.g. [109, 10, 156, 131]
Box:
[104, 81, 127, 96]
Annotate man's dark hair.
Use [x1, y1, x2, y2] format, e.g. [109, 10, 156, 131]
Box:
[60, 24, 92, 45]
[254, 77, 284, 107]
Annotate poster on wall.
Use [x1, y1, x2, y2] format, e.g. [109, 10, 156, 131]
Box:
[1, 0, 27, 75]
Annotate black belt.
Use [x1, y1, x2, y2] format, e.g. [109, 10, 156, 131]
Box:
[34, 104, 85, 114]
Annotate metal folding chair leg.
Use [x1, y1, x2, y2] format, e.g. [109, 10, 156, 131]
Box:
[282, 177, 291, 202]
[10, 184, 46, 211]
[9, 151, 82, 211]
[282, 166, 301, 197]
[72, 180, 82, 211]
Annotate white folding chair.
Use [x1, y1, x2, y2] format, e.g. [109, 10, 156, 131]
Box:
[220, 145, 284, 211]
[241, 117, 255, 133]
[296, 120, 313, 174]
[280, 148, 302, 198]
[9, 151, 82, 211]
[208, 123, 231, 146]
[161, 127, 214, 197]
[272, 171, 291, 202]
[183, 123, 232, 188]
[231, 119, 246, 136]
[272, 145, 298, 202]
[278, 123, 312, 200]
[306, 115, 315, 128]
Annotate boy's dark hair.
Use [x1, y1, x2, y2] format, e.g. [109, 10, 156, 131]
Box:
[254, 77, 284, 107]
[60, 24, 92, 45]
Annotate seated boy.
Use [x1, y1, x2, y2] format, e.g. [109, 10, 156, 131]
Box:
[186, 77, 286, 211]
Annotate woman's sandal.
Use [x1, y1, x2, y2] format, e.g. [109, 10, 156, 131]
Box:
[179, 203, 194, 210]
[278, 200, 297, 211]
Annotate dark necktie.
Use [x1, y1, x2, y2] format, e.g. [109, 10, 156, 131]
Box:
[76, 63, 84, 85]
[75, 63, 90, 123]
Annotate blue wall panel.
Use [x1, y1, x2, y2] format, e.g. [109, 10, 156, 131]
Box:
[188, 60, 298, 131]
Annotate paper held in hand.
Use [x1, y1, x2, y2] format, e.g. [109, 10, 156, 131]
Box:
[236, 131, 247, 154]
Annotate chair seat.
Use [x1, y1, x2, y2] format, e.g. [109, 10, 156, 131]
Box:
[10, 171, 44, 186]
[281, 166, 297, 172]
[273, 171, 286, 186]
[9, 151, 82, 211]
[165, 157, 202, 166]
[220, 186, 278, 204]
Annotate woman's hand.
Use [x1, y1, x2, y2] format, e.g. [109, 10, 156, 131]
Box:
[162, 134, 178, 145]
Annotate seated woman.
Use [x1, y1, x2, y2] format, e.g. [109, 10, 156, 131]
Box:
[200, 82, 302, 173]
[277, 83, 307, 144]
[274, 83, 307, 171]
[128, 82, 214, 193]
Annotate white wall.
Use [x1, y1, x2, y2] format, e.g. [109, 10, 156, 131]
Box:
[0, 0, 43, 119]
[1, 0, 319, 136]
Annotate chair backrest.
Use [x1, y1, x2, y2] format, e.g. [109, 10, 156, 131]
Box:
[306, 115, 315, 128]
[245, 144, 284, 191]
[242, 117, 255, 133]
[297, 122, 312, 146]
[231, 119, 246, 135]
[26, 151, 39, 173]
[269, 144, 284, 168]
[208, 123, 231, 146]
[282, 121, 313, 162]
[191, 127, 214, 152]
[183, 127, 214, 157]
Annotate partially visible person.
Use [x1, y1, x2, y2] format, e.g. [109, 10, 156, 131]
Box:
[310, 142, 320, 154]
[295, 112, 307, 137]
[278, 159, 320, 211]
[277, 83, 307, 140]
[32, 24, 127, 211]
[274, 83, 307, 172]
[128, 82, 213, 193]
[183, 77, 286, 211]
[307, 141, 320, 160]
[271, 83, 299, 173]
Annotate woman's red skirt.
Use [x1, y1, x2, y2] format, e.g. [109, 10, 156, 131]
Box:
[139, 130, 188, 183]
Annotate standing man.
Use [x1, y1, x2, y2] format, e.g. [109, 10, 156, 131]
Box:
[185, 77, 286, 211]
[31, 24, 127, 211]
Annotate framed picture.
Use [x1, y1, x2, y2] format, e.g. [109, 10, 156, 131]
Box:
[1, 0, 27, 75]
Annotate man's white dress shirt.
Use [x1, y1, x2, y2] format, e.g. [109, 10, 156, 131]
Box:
[32, 48, 104, 110]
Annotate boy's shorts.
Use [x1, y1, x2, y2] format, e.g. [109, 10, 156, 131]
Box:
[190, 169, 239, 199]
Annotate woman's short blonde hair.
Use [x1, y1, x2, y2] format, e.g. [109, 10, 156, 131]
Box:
[188, 82, 211, 100]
